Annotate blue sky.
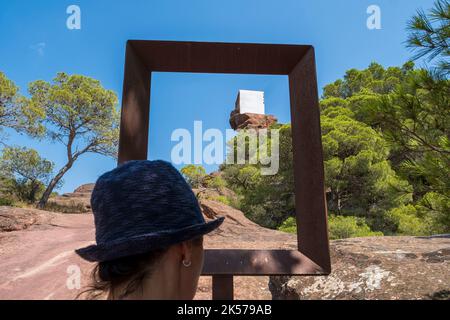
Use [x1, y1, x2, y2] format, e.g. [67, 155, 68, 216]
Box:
[0, 0, 435, 193]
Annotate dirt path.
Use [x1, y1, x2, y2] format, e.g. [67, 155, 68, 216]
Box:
[0, 213, 95, 299]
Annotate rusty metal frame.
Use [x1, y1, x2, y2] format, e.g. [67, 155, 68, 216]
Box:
[118, 40, 331, 300]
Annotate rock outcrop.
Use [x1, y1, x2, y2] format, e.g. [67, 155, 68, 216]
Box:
[46, 183, 94, 213]
[229, 110, 277, 131]
[269, 235, 450, 300]
[0, 206, 54, 232]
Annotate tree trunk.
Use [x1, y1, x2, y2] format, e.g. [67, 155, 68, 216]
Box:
[28, 180, 40, 203]
[37, 162, 73, 209]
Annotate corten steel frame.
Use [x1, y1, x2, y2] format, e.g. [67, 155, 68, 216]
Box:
[118, 40, 331, 300]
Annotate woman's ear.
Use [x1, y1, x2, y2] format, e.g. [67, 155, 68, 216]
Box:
[180, 241, 193, 266]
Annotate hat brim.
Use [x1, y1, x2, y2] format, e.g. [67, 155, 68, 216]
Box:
[75, 217, 224, 262]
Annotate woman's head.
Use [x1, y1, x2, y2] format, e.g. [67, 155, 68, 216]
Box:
[84, 236, 204, 299]
[75, 160, 224, 299]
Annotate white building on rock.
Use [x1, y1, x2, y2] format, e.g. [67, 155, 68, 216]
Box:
[235, 90, 265, 115]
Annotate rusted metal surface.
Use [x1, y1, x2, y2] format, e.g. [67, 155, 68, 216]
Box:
[118, 42, 151, 164]
[289, 47, 331, 273]
[212, 275, 234, 300]
[127, 40, 310, 75]
[203, 250, 323, 275]
[117, 40, 331, 299]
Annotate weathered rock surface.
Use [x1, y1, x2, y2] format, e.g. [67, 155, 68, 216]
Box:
[229, 110, 277, 130]
[1, 184, 449, 300]
[46, 184, 93, 213]
[0, 206, 54, 232]
[269, 236, 450, 300]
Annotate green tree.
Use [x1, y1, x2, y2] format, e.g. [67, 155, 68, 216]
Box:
[385, 204, 432, 236]
[322, 62, 413, 100]
[180, 164, 207, 188]
[221, 125, 295, 228]
[0, 72, 20, 132]
[407, 0, 450, 75]
[322, 61, 449, 235]
[27, 73, 119, 208]
[222, 116, 411, 230]
[321, 109, 412, 230]
[370, 71, 449, 185]
[0, 71, 42, 137]
[360, 70, 449, 233]
[0, 146, 55, 203]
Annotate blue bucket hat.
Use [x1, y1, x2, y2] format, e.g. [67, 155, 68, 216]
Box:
[75, 160, 224, 262]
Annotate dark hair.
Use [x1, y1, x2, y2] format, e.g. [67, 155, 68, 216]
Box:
[77, 236, 203, 299]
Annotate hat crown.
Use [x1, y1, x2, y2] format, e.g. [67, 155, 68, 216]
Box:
[91, 160, 205, 245]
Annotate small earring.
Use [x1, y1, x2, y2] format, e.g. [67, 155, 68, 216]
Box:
[182, 260, 192, 267]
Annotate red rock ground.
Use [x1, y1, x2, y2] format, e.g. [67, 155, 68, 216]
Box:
[2, 202, 449, 300]
[0, 200, 297, 300]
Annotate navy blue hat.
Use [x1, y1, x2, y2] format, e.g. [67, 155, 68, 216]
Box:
[75, 160, 224, 262]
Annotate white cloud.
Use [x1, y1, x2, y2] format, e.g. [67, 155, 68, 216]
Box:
[30, 42, 46, 56]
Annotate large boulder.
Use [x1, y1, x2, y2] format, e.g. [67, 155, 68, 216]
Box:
[229, 110, 277, 131]
[269, 235, 450, 300]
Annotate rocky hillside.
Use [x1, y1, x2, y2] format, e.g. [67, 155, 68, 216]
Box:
[46, 183, 94, 213]
[0, 184, 449, 300]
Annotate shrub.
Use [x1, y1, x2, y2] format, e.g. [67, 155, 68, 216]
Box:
[0, 197, 14, 206]
[43, 201, 89, 214]
[227, 196, 241, 210]
[210, 195, 230, 206]
[278, 215, 382, 239]
[278, 217, 297, 234]
[385, 204, 431, 236]
[180, 165, 206, 188]
[329, 215, 383, 239]
[204, 175, 226, 190]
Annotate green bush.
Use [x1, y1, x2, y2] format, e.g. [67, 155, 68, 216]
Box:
[385, 204, 431, 236]
[329, 215, 383, 239]
[278, 217, 297, 234]
[180, 165, 206, 188]
[225, 196, 241, 210]
[418, 192, 450, 234]
[204, 175, 226, 190]
[0, 197, 14, 206]
[278, 215, 383, 239]
[44, 201, 89, 214]
[210, 195, 230, 206]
